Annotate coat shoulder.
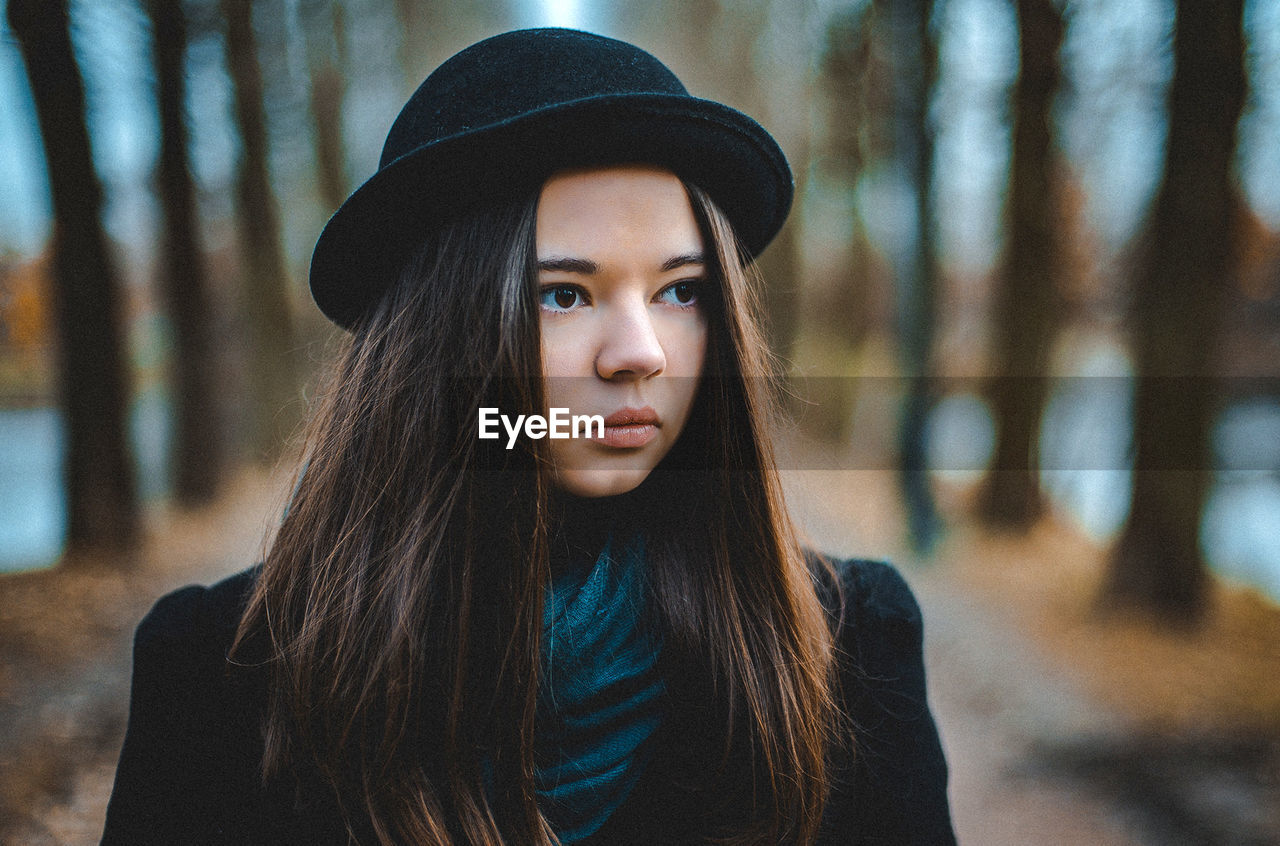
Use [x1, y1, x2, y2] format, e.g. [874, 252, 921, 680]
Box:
[134, 565, 260, 662]
[805, 550, 956, 845]
[103, 565, 268, 845]
[804, 551, 925, 650]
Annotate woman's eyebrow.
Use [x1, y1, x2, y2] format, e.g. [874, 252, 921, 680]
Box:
[536, 253, 705, 273]
[537, 256, 598, 274]
[661, 252, 706, 272]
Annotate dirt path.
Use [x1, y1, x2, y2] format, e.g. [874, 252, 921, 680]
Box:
[0, 470, 290, 846]
[910, 568, 1145, 845]
[784, 469, 1147, 845]
[787, 466, 1280, 846]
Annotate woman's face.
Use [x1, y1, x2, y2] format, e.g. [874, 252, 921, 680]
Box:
[536, 165, 709, 498]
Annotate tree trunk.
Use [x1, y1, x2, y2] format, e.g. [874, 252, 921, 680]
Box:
[8, 0, 140, 556]
[978, 0, 1065, 529]
[707, 0, 803, 365]
[302, 0, 349, 213]
[816, 6, 883, 443]
[222, 0, 300, 460]
[394, 0, 450, 93]
[877, 0, 942, 552]
[1102, 0, 1246, 623]
[147, 0, 223, 506]
[754, 163, 806, 364]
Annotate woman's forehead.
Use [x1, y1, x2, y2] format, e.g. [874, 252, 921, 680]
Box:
[535, 165, 704, 265]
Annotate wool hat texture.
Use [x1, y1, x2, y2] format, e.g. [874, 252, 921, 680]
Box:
[309, 27, 794, 330]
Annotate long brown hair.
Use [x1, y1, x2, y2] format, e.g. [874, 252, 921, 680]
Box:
[233, 180, 840, 844]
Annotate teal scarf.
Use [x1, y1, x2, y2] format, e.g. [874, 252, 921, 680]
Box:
[535, 530, 666, 843]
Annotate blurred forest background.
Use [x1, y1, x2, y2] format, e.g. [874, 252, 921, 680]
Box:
[1, 0, 1279, 843]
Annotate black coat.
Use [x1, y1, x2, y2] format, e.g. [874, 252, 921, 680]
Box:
[101, 557, 956, 844]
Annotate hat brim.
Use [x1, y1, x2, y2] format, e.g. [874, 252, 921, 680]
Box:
[309, 93, 793, 330]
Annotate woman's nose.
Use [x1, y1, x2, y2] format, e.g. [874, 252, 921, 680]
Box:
[595, 302, 666, 380]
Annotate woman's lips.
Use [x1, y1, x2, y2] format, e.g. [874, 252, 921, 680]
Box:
[597, 407, 659, 448]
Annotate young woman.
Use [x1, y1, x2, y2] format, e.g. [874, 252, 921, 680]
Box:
[103, 28, 954, 845]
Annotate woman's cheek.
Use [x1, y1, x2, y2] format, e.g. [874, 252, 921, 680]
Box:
[661, 313, 708, 378]
[540, 324, 578, 380]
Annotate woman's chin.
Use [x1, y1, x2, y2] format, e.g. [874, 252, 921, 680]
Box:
[553, 466, 652, 499]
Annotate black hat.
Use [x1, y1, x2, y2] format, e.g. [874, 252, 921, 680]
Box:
[309, 27, 793, 330]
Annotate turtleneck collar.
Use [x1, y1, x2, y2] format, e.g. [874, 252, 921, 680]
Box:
[547, 477, 658, 578]
[536, 506, 665, 843]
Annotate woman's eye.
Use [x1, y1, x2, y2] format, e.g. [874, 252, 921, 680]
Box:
[658, 280, 701, 308]
[539, 285, 585, 312]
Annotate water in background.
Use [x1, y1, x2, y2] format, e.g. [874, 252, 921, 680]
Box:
[0, 407, 65, 570]
[929, 376, 1280, 604]
[0, 386, 169, 572]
